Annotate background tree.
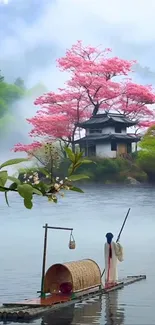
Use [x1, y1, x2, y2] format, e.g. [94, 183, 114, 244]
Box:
[0, 80, 24, 117]
[137, 125, 155, 182]
[0, 70, 4, 82]
[26, 83, 48, 99]
[14, 77, 26, 90]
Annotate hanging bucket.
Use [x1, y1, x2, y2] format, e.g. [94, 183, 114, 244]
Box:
[69, 231, 76, 249]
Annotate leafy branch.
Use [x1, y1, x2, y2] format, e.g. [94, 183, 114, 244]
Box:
[0, 148, 93, 209]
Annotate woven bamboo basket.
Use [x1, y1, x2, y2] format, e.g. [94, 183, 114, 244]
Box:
[44, 259, 102, 294]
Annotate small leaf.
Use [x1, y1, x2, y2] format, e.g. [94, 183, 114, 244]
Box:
[38, 168, 50, 177]
[65, 147, 75, 162]
[76, 151, 84, 160]
[81, 159, 95, 164]
[73, 162, 82, 169]
[7, 176, 21, 185]
[5, 191, 9, 206]
[17, 184, 33, 200]
[9, 182, 18, 190]
[32, 187, 43, 195]
[68, 163, 73, 175]
[34, 182, 49, 195]
[0, 158, 29, 169]
[68, 174, 89, 181]
[0, 171, 8, 187]
[69, 186, 84, 193]
[24, 198, 33, 209]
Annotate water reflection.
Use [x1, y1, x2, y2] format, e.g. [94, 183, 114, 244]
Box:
[72, 296, 102, 324]
[41, 296, 102, 325]
[41, 292, 124, 325]
[42, 305, 75, 325]
[104, 291, 125, 325]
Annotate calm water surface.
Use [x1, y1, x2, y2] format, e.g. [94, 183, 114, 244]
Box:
[0, 184, 155, 325]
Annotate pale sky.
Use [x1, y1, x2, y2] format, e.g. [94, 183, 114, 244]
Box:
[1, 0, 155, 89]
[1, 0, 155, 153]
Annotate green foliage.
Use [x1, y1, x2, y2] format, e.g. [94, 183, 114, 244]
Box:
[66, 147, 94, 176]
[25, 83, 48, 99]
[68, 174, 89, 181]
[58, 155, 147, 183]
[0, 82, 23, 112]
[0, 75, 25, 131]
[0, 171, 8, 186]
[0, 98, 7, 117]
[68, 157, 127, 182]
[17, 184, 42, 209]
[136, 126, 155, 181]
[139, 126, 155, 152]
[0, 113, 15, 135]
[0, 147, 92, 209]
[0, 158, 29, 169]
[69, 186, 84, 193]
[0, 71, 4, 82]
[0, 74, 47, 138]
[7, 176, 21, 185]
[137, 150, 155, 181]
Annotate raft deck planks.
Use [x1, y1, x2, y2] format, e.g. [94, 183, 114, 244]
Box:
[0, 275, 146, 322]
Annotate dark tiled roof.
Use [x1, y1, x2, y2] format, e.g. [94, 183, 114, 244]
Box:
[78, 113, 137, 128]
[74, 133, 141, 144]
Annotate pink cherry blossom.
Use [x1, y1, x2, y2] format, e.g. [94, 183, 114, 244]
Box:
[13, 141, 42, 153]
[13, 41, 155, 152]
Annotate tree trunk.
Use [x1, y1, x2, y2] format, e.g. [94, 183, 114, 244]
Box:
[71, 127, 76, 153]
[72, 142, 75, 153]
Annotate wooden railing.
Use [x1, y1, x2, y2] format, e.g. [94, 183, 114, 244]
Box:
[117, 153, 133, 161]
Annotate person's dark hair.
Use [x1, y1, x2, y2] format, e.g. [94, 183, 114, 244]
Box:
[106, 232, 114, 244]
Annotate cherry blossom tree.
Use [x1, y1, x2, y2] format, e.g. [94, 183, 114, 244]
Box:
[18, 41, 155, 151]
[57, 41, 155, 119]
[27, 90, 90, 149]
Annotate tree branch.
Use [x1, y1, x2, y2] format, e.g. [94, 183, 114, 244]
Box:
[0, 186, 17, 192]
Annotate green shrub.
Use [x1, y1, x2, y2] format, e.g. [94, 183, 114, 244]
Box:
[136, 150, 155, 181]
[18, 154, 149, 184]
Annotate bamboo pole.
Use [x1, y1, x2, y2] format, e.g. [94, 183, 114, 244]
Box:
[41, 223, 48, 298]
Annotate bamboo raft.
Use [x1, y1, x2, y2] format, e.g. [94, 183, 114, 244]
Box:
[0, 275, 146, 322]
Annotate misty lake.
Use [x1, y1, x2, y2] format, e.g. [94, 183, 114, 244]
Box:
[0, 184, 155, 325]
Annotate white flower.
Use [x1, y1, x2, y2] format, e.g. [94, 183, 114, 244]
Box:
[29, 175, 33, 179]
[54, 183, 60, 190]
[34, 180, 39, 184]
[56, 177, 59, 181]
[59, 180, 63, 185]
[33, 176, 39, 181]
[65, 177, 68, 180]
